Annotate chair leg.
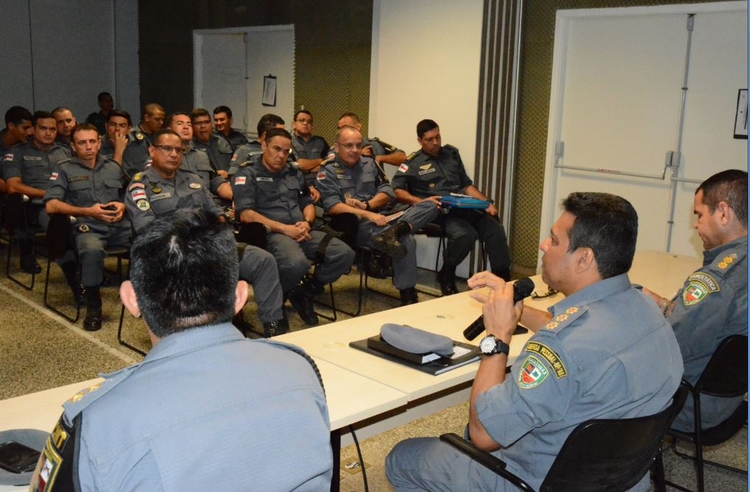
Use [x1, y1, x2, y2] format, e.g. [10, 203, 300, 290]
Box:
[43, 258, 81, 323]
[117, 303, 146, 356]
[653, 448, 667, 492]
[6, 233, 36, 290]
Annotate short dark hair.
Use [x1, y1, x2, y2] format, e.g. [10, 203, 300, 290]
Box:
[256, 113, 285, 138]
[97, 92, 112, 102]
[4, 106, 32, 126]
[32, 111, 54, 126]
[190, 108, 211, 121]
[52, 106, 73, 117]
[562, 192, 638, 279]
[142, 103, 164, 119]
[167, 112, 191, 128]
[416, 119, 439, 139]
[129, 209, 239, 338]
[264, 127, 292, 143]
[70, 123, 99, 141]
[338, 112, 359, 123]
[696, 169, 748, 228]
[151, 128, 181, 146]
[213, 105, 232, 119]
[294, 109, 312, 122]
[107, 108, 132, 127]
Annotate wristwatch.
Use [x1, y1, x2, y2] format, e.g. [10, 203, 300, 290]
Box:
[479, 335, 510, 356]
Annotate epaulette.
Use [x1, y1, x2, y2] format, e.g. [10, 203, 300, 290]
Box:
[58, 157, 73, 165]
[712, 251, 745, 275]
[405, 151, 419, 162]
[321, 157, 336, 167]
[542, 305, 587, 333]
[238, 161, 253, 168]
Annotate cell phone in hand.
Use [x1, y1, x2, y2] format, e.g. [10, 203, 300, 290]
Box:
[0, 441, 41, 474]
[103, 204, 117, 211]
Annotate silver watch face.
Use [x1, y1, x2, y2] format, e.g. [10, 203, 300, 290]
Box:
[479, 336, 496, 354]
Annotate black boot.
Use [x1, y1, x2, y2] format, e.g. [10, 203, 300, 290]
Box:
[83, 286, 103, 332]
[371, 221, 410, 260]
[60, 261, 81, 302]
[399, 287, 419, 306]
[18, 238, 41, 274]
[263, 317, 290, 337]
[437, 265, 459, 296]
[287, 285, 318, 326]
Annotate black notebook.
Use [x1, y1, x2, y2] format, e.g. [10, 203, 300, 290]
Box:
[349, 335, 481, 376]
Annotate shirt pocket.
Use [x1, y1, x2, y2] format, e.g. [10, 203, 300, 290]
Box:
[257, 179, 282, 203]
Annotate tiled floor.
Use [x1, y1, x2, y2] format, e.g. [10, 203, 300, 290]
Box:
[0, 248, 746, 491]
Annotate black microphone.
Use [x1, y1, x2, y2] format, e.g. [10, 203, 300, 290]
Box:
[463, 277, 535, 341]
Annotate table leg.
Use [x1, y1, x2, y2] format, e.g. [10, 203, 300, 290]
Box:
[330, 429, 341, 492]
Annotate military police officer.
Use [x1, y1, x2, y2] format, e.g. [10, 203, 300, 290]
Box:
[336, 112, 407, 168]
[391, 119, 512, 295]
[317, 126, 438, 305]
[232, 128, 355, 326]
[125, 129, 288, 336]
[191, 108, 233, 177]
[2, 110, 72, 273]
[122, 103, 165, 179]
[45, 123, 131, 331]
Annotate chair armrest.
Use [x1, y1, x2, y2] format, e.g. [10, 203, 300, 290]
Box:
[439, 433, 534, 492]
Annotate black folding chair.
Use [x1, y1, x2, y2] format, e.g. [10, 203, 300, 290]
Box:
[440, 384, 689, 492]
[664, 335, 748, 492]
[4, 194, 45, 290]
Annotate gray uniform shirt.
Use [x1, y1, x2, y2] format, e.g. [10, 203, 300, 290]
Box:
[125, 166, 223, 234]
[668, 235, 748, 430]
[390, 145, 472, 198]
[475, 274, 684, 491]
[316, 155, 394, 212]
[60, 323, 332, 491]
[2, 141, 72, 189]
[232, 155, 313, 225]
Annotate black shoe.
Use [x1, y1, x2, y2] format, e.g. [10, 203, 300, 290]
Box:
[371, 227, 407, 260]
[20, 256, 41, 274]
[263, 318, 289, 337]
[400, 287, 419, 306]
[303, 276, 325, 297]
[364, 253, 389, 279]
[83, 307, 103, 331]
[437, 270, 459, 296]
[287, 287, 319, 326]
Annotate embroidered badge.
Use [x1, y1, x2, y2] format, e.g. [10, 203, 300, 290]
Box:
[128, 182, 145, 191]
[136, 199, 150, 211]
[189, 182, 201, 189]
[317, 171, 326, 181]
[419, 164, 431, 170]
[518, 355, 549, 389]
[526, 341, 567, 378]
[682, 272, 719, 306]
[77, 224, 90, 233]
[718, 254, 737, 269]
[545, 321, 558, 330]
[50, 172, 58, 180]
[235, 176, 247, 185]
[38, 420, 68, 489]
[2, 153, 11, 161]
[131, 190, 146, 201]
[397, 163, 409, 173]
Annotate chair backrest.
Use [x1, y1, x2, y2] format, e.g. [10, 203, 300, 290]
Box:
[695, 334, 748, 398]
[541, 384, 689, 492]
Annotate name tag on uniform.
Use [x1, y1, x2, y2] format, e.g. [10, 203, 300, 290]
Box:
[418, 168, 436, 176]
[151, 192, 172, 201]
[68, 176, 89, 182]
[337, 174, 352, 180]
[256, 177, 273, 182]
[23, 156, 42, 161]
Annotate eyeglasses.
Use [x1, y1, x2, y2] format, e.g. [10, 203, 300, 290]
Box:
[338, 143, 364, 150]
[154, 145, 184, 155]
[296, 119, 312, 124]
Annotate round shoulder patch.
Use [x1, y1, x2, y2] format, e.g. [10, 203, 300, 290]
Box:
[136, 199, 150, 211]
[518, 355, 549, 389]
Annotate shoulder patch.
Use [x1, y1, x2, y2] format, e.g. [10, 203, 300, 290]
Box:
[525, 341, 567, 378]
[234, 176, 247, 185]
[3, 153, 12, 162]
[136, 199, 150, 211]
[543, 305, 586, 331]
[682, 272, 720, 306]
[517, 355, 549, 389]
[317, 170, 326, 181]
[128, 182, 145, 191]
[49, 171, 59, 181]
[397, 163, 409, 173]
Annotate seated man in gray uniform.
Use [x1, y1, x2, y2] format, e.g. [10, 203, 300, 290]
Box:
[392, 119, 512, 295]
[125, 129, 288, 336]
[386, 192, 684, 491]
[122, 102, 165, 179]
[52, 107, 76, 146]
[337, 112, 406, 167]
[0, 105, 33, 155]
[29, 209, 332, 491]
[644, 169, 747, 432]
[2, 110, 72, 273]
[168, 112, 233, 209]
[232, 128, 355, 326]
[213, 105, 248, 150]
[45, 123, 131, 332]
[292, 109, 330, 181]
[317, 126, 438, 305]
[191, 107, 233, 178]
[98, 109, 131, 164]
